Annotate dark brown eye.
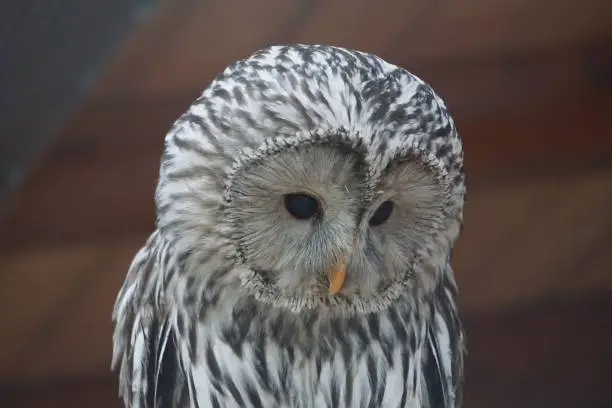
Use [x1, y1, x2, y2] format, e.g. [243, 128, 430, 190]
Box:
[284, 193, 319, 220]
[369, 200, 394, 226]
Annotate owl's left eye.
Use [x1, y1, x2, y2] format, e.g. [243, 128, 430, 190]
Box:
[369, 200, 394, 226]
[284, 193, 320, 220]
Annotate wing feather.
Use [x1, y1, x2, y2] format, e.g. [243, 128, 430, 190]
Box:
[424, 268, 465, 408]
[112, 231, 187, 408]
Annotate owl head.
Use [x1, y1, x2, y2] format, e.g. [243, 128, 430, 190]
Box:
[155, 45, 465, 313]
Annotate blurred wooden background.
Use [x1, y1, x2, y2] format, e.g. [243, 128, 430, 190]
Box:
[2, 0, 612, 407]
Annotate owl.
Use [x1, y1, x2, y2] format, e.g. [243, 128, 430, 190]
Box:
[112, 44, 466, 408]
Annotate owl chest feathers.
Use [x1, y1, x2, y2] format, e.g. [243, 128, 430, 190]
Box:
[170, 297, 451, 408]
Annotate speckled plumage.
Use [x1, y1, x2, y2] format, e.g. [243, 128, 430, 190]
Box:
[112, 44, 466, 408]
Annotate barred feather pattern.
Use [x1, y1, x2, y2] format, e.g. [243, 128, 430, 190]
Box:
[114, 238, 464, 408]
[113, 44, 466, 408]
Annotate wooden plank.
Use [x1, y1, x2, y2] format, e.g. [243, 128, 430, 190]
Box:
[92, 0, 612, 98]
[453, 167, 612, 314]
[461, 92, 612, 183]
[3, 292, 612, 407]
[93, 0, 321, 97]
[0, 236, 145, 382]
[0, 100, 175, 249]
[2, 375, 119, 408]
[400, 39, 612, 120]
[463, 292, 612, 408]
[15, 241, 142, 380]
[0, 243, 111, 380]
[289, 0, 419, 55]
[383, 0, 612, 62]
[91, 0, 203, 93]
[94, 37, 612, 121]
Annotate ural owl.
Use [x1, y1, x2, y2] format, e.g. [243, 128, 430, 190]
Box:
[113, 44, 466, 408]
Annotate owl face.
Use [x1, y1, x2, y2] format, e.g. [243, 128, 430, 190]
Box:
[225, 139, 448, 300]
[155, 44, 465, 312]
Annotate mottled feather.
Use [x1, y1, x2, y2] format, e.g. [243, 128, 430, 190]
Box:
[113, 44, 466, 408]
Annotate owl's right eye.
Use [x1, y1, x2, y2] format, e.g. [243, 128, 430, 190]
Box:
[284, 193, 320, 220]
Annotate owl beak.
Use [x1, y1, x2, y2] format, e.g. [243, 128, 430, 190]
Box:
[328, 260, 347, 294]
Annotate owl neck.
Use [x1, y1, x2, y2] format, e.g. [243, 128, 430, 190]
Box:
[175, 259, 459, 355]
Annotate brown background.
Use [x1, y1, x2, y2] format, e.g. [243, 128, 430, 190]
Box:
[2, 0, 612, 407]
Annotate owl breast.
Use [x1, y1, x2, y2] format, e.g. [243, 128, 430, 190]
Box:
[181, 306, 433, 408]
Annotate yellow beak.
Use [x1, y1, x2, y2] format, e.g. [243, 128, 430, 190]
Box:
[328, 260, 347, 294]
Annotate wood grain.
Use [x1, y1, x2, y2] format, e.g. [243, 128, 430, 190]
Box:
[0, 236, 144, 382]
[93, 0, 612, 98]
[453, 167, 612, 315]
[463, 292, 612, 408]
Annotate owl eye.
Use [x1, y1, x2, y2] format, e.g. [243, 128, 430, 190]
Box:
[284, 193, 320, 220]
[369, 200, 394, 226]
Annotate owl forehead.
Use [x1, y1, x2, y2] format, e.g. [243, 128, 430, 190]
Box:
[204, 45, 462, 169]
[222, 129, 449, 209]
[162, 44, 464, 206]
